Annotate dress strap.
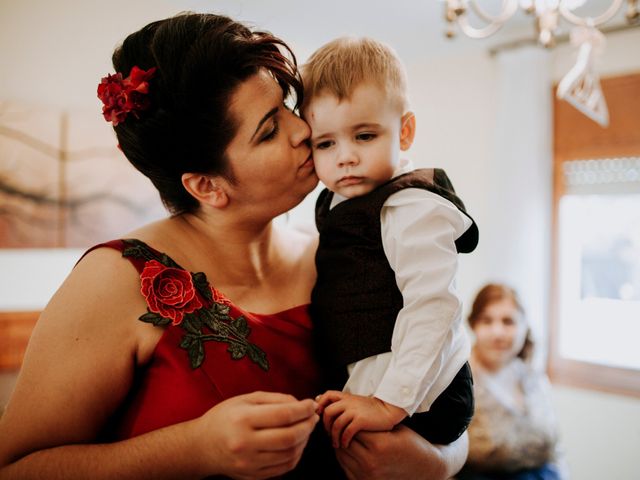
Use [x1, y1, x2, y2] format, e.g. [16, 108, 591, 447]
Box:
[76, 239, 163, 274]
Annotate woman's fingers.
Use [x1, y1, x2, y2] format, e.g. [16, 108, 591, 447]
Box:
[253, 412, 320, 450]
[244, 390, 299, 405]
[251, 398, 318, 429]
[197, 392, 319, 478]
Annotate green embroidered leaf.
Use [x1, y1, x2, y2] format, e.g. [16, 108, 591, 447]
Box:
[203, 314, 221, 333]
[122, 239, 155, 262]
[228, 342, 247, 360]
[248, 344, 269, 371]
[213, 303, 230, 316]
[179, 334, 196, 349]
[160, 253, 180, 269]
[188, 340, 205, 369]
[231, 316, 250, 337]
[181, 315, 203, 335]
[139, 311, 171, 326]
[192, 272, 213, 301]
[209, 306, 230, 323]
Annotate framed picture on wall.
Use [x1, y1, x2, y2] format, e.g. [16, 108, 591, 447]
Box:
[0, 101, 166, 248]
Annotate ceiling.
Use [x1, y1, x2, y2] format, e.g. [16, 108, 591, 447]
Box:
[178, 0, 632, 62]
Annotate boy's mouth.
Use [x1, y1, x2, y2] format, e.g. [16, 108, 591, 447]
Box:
[337, 176, 364, 186]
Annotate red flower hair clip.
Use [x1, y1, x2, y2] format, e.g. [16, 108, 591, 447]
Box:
[97, 66, 157, 126]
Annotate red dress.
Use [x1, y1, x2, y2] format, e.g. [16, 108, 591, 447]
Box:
[81, 239, 323, 440]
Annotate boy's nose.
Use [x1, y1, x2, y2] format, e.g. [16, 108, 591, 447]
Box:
[337, 148, 359, 167]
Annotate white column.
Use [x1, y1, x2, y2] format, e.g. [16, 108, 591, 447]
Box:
[486, 46, 553, 366]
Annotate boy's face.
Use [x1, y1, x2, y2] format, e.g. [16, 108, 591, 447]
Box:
[304, 82, 410, 199]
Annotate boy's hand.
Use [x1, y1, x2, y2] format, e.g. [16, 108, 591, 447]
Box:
[315, 391, 407, 448]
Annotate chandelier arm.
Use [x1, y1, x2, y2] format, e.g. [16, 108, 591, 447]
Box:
[457, 14, 508, 38]
[468, 0, 519, 23]
[559, 0, 624, 27]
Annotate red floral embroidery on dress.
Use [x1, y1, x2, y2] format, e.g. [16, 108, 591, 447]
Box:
[140, 260, 203, 326]
[211, 287, 232, 307]
[122, 239, 269, 371]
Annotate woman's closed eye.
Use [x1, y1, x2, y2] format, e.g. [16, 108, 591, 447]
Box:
[261, 120, 280, 142]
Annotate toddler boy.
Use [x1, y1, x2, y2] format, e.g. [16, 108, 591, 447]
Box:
[303, 36, 479, 448]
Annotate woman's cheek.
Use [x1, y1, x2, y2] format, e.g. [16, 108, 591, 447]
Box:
[509, 322, 528, 357]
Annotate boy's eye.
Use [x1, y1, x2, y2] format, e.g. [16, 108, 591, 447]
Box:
[315, 140, 334, 150]
[356, 132, 376, 141]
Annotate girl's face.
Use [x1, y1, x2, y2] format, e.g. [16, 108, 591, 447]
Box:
[472, 298, 528, 371]
[222, 70, 318, 221]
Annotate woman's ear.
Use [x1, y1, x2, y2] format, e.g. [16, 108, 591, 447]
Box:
[399, 112, 416, 151]
[181, 173, 229, 208]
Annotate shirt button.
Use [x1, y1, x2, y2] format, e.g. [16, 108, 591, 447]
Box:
[401, 386, 410, 396]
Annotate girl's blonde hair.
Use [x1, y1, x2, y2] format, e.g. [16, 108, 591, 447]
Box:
[301, 36, 409, 112]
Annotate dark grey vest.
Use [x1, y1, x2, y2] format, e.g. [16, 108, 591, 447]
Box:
[310, 168, 478, 371]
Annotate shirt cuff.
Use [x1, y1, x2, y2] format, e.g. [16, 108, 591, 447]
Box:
[373, 363, 429, 416]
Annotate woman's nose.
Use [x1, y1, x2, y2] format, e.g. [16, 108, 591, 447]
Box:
[290, 112, 311, 147]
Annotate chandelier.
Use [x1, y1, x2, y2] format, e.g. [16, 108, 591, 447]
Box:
[443, 0, 640, 126]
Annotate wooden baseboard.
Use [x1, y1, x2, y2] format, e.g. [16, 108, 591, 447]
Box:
[0, 311, 40, 370]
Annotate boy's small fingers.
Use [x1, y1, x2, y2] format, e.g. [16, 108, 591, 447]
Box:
[341, 422, 358, 449]
[331, 412, 352, 449]
[319, 390, 344, 403]
[322, 408, 336, 433]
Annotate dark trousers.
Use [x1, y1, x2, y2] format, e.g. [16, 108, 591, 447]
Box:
[402, 362, 474, 445]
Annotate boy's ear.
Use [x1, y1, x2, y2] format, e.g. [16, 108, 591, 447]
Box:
[181, 173, 229, 208]
[399, 111, 416, 151]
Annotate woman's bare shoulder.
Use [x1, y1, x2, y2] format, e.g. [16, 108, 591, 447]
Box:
[0, 247, 155, 457]
[37, 245, 156, 361]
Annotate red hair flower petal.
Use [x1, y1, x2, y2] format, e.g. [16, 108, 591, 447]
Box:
[97, 66, 156, 126]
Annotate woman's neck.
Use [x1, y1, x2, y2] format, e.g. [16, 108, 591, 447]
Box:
[175, 211, 283, 284]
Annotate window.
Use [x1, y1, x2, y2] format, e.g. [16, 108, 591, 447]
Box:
[551, 74, 640, 397]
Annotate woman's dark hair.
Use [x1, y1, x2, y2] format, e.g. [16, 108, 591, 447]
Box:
[467, 283, 534, 362]
[110, 13, 303, 214]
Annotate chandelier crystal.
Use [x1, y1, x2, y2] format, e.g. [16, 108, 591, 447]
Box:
[443, 0, 639, 126]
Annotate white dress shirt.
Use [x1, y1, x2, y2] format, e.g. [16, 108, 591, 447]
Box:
[329, 160, 472, 415]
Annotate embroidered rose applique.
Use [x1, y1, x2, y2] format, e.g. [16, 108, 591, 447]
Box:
[122, 239, 269, 371]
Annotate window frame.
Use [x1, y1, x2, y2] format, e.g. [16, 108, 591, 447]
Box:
[550, 72, 640, 398]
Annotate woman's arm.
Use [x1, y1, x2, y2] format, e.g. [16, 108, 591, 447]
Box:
[335, 426, 468, 480]
[0, 248, 318, 479]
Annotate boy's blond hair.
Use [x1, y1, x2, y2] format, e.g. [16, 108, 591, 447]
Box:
[301, 36, 409, 113]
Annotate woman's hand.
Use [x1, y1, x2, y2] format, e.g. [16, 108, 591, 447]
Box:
[195, 391, 319, 479]
[335, 425, 468, 480]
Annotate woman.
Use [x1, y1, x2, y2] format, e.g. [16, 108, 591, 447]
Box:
[458, 284, 567, 480]
[0, 13, 467, 479]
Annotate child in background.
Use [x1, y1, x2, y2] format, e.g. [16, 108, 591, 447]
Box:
[303, 36, 479, 449]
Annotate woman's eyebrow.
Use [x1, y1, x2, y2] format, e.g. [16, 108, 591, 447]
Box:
[250, 107, 278, 142]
